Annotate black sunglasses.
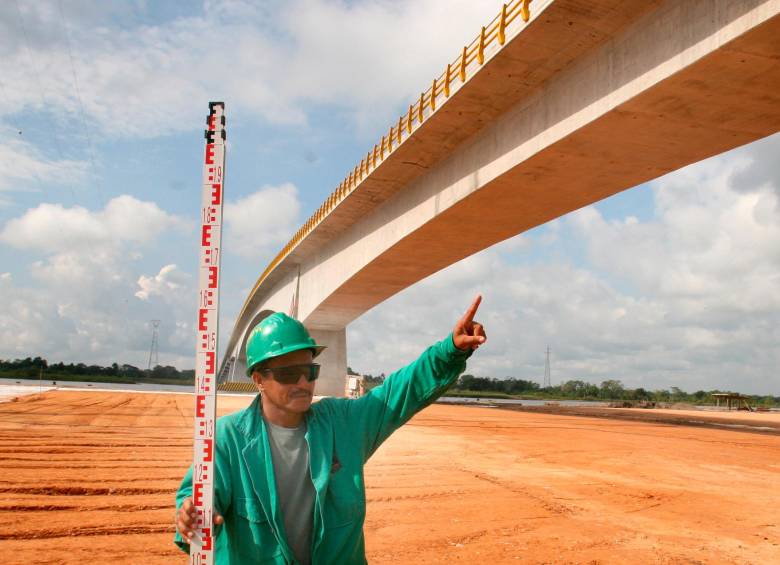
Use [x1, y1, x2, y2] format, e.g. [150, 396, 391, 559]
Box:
[260, 363, 320, 385]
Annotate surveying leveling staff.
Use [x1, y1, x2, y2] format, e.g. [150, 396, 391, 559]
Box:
[175, 295, 487, 564]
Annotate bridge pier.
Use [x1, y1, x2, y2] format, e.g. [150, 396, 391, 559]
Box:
[309, 328, 347, 398]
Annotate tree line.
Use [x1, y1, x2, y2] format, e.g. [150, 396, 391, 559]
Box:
[452, 374, 779, 407]
[0, 357, 194, 383]
[4, 359, 777, 406]
[354, 369, 778, 407]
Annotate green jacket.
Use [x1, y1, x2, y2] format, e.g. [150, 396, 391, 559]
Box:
[175, 334, 470, 564]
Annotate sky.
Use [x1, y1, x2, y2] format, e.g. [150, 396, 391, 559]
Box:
[0, 0, 778, 395]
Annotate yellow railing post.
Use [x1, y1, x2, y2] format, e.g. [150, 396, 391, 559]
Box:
[407, 105, 413, 133]
[444, 63, 451, 97]
[460, 45, 468, 82]
[380, 136, 385, 160]
[431, 78, 437, 111]
[397, 116, 403, 143]
[521, 0, 531, 22]
[418, 92, 424, 123]
[499, 4, 507, 45]
[478, 26, 485, 64]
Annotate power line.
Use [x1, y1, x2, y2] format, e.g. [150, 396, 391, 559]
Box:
[12, 0, 78, 204]
[544, 345, 551, 388]
[57, 0, 106, 208]
[0, 79, 22, 135]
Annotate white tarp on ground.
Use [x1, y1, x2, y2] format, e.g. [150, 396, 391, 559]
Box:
[0, 383, 55, 403]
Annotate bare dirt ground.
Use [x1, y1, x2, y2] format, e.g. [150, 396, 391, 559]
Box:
[497, 404, 780, 434]
[1, 390, 778, 564]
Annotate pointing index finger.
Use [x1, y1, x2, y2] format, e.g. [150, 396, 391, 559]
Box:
[461, 294, 482, 324]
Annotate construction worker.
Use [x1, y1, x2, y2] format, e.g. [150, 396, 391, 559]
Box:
[175, 295, 486, 564]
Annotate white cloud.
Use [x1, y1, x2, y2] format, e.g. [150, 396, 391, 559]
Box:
[0, 195, 185, 253]
[571, 154, 780, 313]
[0, 131, 87, 193]
[1, 0, 501, 137]
[0, 196, 195, 368]
[135, 264, 189, 301]
[224, 183, 301, 260]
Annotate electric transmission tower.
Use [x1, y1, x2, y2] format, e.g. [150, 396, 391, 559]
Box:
[544, 345, 551, 388]
[147, 320, 161, 370]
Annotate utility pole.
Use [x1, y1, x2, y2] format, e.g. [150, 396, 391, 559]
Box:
[147, 320, 161, 370]
[544, 345, 551, 388]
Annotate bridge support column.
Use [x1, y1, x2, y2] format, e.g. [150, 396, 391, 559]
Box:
[309, 328, 347, 398]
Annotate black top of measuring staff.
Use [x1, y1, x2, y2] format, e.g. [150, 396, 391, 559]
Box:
[205, 101, 226, 140]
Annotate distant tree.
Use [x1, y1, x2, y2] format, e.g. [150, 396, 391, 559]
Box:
[458, 374, 475, 389]
[599, 380, 625, 400]
[654, 389, 671, 402]
[151, 365, 180, 380]
[120, 364, 143, 379]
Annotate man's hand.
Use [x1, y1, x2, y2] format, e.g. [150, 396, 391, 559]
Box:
[453, 295, 487, 351]
[176, 497, 224, 541]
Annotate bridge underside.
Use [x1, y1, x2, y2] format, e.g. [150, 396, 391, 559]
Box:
[226, 0, 780, 396]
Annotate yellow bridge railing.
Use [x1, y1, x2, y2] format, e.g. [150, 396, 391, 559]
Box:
[219, 381, 258, 394]
[240, 0, 533, 317]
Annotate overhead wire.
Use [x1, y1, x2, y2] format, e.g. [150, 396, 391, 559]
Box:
[12, 0, 122, 358]
[12, 0, 78, 205]
[57, 0, 106, 208]
[0, 78, 22, 135]
[54, 0, 126, 342]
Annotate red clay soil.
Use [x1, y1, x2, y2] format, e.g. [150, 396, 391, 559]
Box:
[1, 390, 778, 564]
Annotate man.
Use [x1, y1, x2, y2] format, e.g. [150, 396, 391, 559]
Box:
[175, 295, 486, 564]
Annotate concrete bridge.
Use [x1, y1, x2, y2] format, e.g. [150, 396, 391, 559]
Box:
[219, 0, 780, 396]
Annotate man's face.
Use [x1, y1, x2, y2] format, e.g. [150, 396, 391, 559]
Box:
[252, 348, 316, 415]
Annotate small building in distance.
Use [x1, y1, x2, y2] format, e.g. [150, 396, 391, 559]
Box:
[712, 393, 753, 411]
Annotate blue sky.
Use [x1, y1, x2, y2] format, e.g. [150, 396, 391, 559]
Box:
[1, 1, 778, 395]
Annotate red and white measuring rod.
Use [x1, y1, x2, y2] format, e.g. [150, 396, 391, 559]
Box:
[191, 101, 226, 565]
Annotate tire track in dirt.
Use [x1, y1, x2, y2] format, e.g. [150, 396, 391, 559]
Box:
[0, 463, 179, 470]
[464, 469, 581, 516]
[367, 489, 466, 503]
[1, 503, 171, 512]
[0, 486, 172, 496]
[0, 476, 182, 485]
[0, 524, 172, 540]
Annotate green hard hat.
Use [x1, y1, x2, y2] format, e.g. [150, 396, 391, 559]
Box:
[245, 312, 325, 376]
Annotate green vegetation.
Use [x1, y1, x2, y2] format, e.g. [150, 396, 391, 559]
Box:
[0, 357, 194, 386]
[359, 371, 779, 407]
[448, 375, 780, 407]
